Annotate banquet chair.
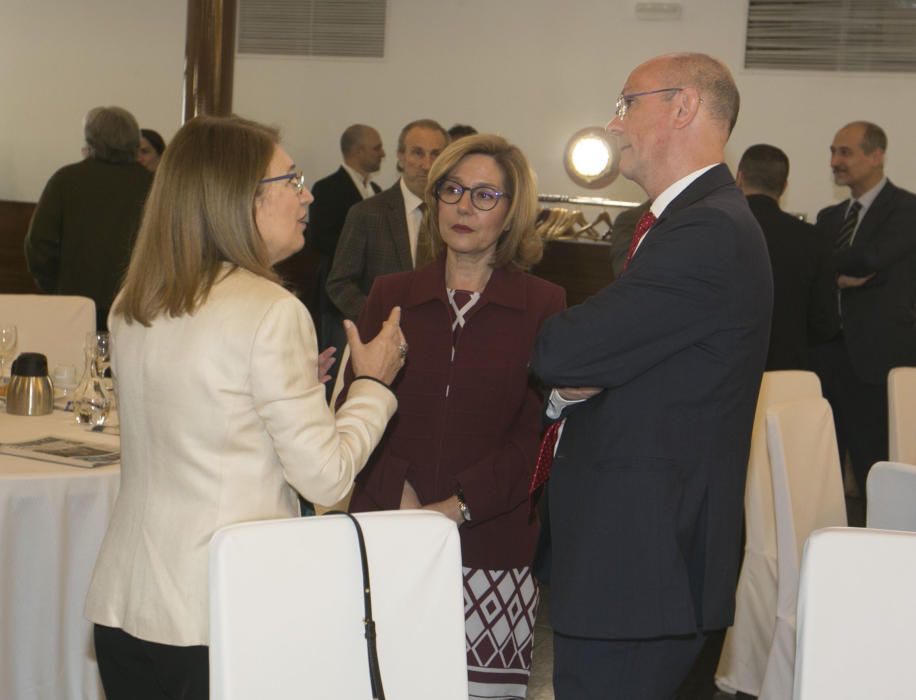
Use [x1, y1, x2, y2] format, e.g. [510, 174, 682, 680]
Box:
[757, 397, 846, 699]
[209, 510, 468, 700]
[866, 461, 916, 531]
[716, 370, 822, 697]
[794, 527, 916, 699]
[0, 294, 94, 372]
[888, 367, 916, 464]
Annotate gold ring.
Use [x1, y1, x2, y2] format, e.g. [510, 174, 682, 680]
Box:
[398, 343, 409, 359]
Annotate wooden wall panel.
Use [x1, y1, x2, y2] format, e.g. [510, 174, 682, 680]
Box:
[0, 200, 40, 294]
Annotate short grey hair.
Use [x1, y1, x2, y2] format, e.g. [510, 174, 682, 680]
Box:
[84, 106, 141, 163]
[845, 121, 887, 154]
[662, 53, 740, 136]
[340, 124, 370, 156]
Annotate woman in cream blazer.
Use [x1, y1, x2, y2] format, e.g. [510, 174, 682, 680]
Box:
[85, 115, 406, 700]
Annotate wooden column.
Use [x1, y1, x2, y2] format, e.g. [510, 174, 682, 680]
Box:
[184, 0, 237, 120]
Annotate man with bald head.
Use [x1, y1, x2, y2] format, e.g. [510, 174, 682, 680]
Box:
[813, 121, 916, 495]
[309, 124, 384, 357]
[532, 53, 772, 698]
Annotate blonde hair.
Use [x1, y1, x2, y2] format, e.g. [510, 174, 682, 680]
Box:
[423, 133, 543, 269]
[114, 115, 280, 325]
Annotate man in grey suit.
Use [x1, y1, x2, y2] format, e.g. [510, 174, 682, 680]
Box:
[326, 118, 449, 320]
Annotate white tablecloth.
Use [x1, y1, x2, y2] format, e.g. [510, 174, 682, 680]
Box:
[0, 409, 119, 700]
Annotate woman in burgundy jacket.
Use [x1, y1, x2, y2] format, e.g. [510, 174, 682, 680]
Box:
[341, 134, 565, 699]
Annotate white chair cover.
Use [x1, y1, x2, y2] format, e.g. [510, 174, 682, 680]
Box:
[888, 367, 916, 464]
[716, 370, 822, 696]
[794, 527, 916, 699]
[866, 461, 916, 531]
[758, 397, 847, 699]
[209, 511, 468, 700]
[0, 294, 95, 373]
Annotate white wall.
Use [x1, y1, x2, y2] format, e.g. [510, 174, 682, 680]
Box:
[0, 0, 186, 202]
[4, 0, 915, 221]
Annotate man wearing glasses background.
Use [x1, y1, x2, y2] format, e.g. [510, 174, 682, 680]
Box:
[532, 53, 772, 699]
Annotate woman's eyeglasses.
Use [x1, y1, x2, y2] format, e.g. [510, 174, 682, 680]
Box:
[434, 179, 510, 212]
[260, 171, 306, 194]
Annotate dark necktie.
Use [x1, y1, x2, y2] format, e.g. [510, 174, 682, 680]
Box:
[622, 211, 657, 271]
[529, 421, 562, 495]
[834, 200, 862, 250]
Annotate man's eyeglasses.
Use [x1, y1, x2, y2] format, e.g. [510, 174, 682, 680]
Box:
[260, 171, 306, 194]
[434, 179, 510, 212]
[614, 87, 683, 120]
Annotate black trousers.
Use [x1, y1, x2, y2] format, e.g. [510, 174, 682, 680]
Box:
[94, 624, 209, 700]
[553, 629, 706, 700]
[812, 335, 888, 495]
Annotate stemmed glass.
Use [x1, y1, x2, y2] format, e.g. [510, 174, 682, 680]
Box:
[0, 325, 18, 384]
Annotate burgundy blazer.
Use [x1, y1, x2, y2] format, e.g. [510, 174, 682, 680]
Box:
[344, 256, 566, 569]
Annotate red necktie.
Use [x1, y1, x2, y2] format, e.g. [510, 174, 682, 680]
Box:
[622, 211, 657, 271]
[529, 421, 562, 495]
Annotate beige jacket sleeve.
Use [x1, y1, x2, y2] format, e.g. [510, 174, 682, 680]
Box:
[251, 294, 396, 506]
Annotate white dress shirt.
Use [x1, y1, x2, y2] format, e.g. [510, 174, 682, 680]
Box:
[399, 178, 424, 266]
[342, 162, 377, 200]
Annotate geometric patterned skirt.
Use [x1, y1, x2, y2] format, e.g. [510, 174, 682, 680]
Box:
[463, 566, 540, 699]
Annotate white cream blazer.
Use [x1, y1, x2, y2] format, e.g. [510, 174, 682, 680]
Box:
[85, 267, 396, 646]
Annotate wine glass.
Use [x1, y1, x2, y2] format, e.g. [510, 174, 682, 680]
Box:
[0, 325, 18, 384]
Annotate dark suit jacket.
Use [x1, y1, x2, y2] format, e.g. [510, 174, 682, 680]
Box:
[345, 257, 566, 569]
[531, 164, 772, 640]
[326, 182, 411, 320]
[309, 166, 381, 261]
[747, 194, 838, 370]
[816, 180, 916, 384]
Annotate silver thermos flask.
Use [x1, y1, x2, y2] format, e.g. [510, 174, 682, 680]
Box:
[6, 352, 54, 416]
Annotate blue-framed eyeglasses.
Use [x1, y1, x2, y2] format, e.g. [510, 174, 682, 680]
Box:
[614, 87, 683, 120]
[260, 171, 306, 194]
[434, 179, 511, 212]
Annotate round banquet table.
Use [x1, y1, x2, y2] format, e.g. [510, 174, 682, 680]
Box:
[0, 408, 119, 700]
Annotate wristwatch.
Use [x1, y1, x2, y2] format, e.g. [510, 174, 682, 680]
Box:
[456, 487, 471, 523]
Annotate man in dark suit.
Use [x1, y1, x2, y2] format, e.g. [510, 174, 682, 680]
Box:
[531, 53, 772, 699]
[326, 119, 448, 321]
[309, 125, 384, 358]
[812, 121, 916, 495]
[736, 144, 838, 370]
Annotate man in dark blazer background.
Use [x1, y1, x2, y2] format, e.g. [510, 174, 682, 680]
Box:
[812, 121, 916, 495]
[309, 124, 383, 365]
[736, 144, 838, 370]
[531, 53, 772, 699]
[326, 119, 448, 321]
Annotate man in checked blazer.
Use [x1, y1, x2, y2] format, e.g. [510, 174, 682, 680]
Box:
[812, 121, 916, 495]
[326, 119, 449, 321]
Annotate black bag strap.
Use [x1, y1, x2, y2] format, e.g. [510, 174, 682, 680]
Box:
[326, 511, 385, 700]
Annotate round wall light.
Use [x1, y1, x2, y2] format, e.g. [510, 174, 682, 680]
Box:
[563, 126, 620, 189]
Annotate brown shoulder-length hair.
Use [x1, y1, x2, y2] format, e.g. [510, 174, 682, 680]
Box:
[423, 133, 543, 270]
[114, 115, 280, 325]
